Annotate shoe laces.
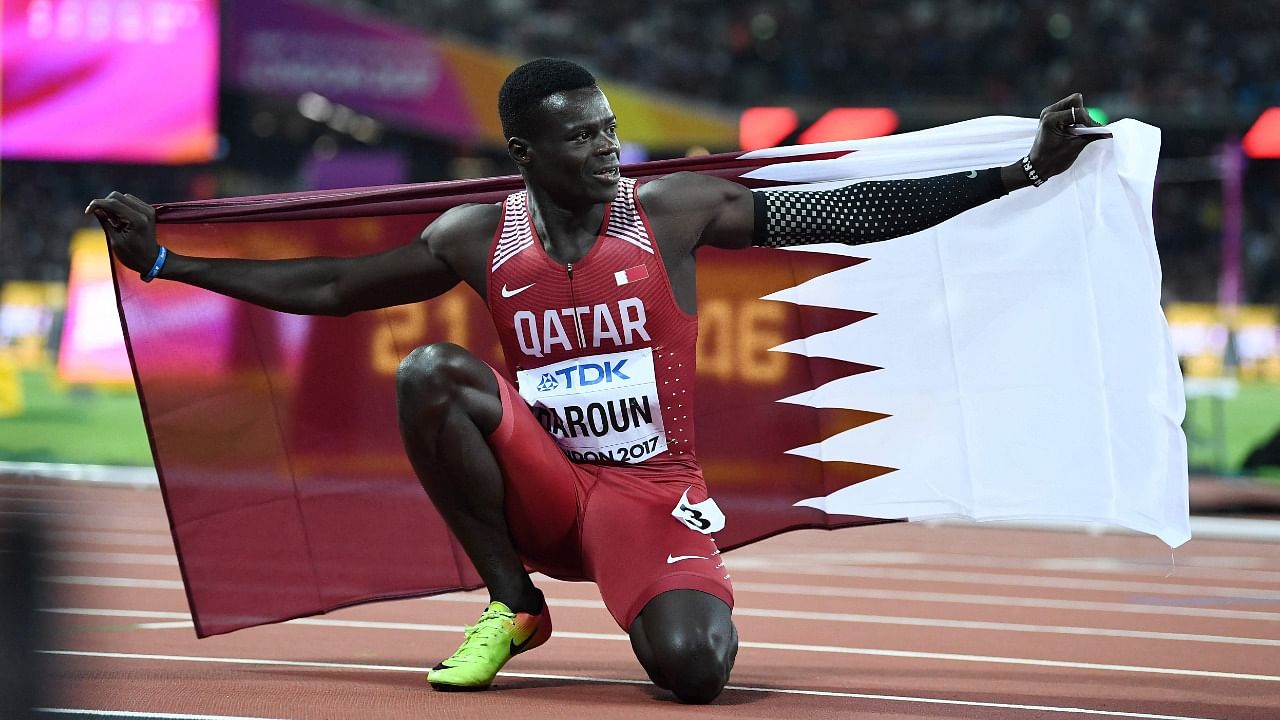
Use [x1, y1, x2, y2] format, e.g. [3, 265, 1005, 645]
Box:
[447, 606, 515, 665]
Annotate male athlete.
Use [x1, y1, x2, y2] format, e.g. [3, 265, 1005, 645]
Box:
[87, 58, 1105, 703]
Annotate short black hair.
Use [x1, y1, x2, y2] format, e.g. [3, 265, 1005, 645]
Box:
[498, 58, 597, 140]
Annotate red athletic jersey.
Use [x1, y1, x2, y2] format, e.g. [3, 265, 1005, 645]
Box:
[486, 177, 699, 471]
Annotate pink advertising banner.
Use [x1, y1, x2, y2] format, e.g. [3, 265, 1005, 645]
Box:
[1, 0, 219, 163]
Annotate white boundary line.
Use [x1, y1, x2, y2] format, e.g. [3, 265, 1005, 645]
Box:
[40, 542, 1280, 584]
[756, 550, 1280, 584]
[40, 650, 1226, 720]
[44, 576, 184, 590]
[46, 552, 178, 566]
[39, 612, 1280, 681]
[3, 463, 1278, 542]
[936, 516, 1280, 543]
[0, 462, 157, 487]
[725, 559, 1280, 599]
[37, 709, 285, 720]
[43, 550, 1280, 600]
[39, 573, 1280, 623]
[731, 580, 1280, 621]
[48, 530, 174, 547]
[44, 605, 1280, 649]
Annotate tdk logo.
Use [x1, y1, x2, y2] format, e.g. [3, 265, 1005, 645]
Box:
[543, 359, 630, 391]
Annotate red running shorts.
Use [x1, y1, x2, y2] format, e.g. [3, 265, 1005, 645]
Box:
[486, 366, 733, 630]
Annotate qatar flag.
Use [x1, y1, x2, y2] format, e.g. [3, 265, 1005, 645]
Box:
[110, 116, 1186, 637]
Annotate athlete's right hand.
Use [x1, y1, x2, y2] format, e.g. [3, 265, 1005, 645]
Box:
[84, 191, 159, 276]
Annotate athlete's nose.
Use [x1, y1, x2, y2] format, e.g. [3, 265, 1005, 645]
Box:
[595, 135, 619, 157]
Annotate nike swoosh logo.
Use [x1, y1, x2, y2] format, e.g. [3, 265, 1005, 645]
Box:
[509, 626, 539, 655]
[501, 282, 535, 298]
[666, 554, 708, 564]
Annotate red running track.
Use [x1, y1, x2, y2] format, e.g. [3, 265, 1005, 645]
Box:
[4, 476, 1280, 719]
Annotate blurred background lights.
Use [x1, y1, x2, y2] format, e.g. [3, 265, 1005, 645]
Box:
[750, 12, 777, 40]
[1243, 108, 1280, 159]
[1047, 12, 1073, 40]
[297, 92, 335, 123]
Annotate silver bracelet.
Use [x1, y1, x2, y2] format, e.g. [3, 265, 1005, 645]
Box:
[1021, 155, 1045, 187]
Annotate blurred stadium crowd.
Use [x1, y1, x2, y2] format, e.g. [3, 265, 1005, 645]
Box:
[3, 0, 1279, 303]
[322, 0, 1280, 114]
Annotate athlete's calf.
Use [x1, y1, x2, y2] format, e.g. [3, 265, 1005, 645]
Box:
[396, 342, 540, 612]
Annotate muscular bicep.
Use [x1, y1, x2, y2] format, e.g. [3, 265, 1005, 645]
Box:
[698, 179, 757, 249]
[331, 203, 496, 314]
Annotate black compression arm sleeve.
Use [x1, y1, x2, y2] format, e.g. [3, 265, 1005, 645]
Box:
[752, 168, 1008, 248]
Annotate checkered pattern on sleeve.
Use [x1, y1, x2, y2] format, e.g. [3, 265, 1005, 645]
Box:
[755, 168, 1007, 248]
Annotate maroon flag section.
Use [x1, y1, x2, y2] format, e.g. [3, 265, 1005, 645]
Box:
[691, 248, 893, 550]
[119, 150, 892, 636]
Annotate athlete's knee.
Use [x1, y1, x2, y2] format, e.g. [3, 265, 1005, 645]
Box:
[395, 342, 483, 421]
[647, 621, 737, 704]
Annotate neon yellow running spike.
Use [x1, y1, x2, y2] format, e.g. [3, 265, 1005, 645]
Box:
[428, 601, 552, 691]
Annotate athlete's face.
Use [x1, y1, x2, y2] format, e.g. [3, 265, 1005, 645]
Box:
[512, 87, 621, 207]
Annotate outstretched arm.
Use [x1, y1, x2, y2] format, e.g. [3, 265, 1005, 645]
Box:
[698, 93, 1108, 251]
[85, 192, 472, 316]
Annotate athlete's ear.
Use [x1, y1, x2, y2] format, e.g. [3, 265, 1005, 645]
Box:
[508, 137, 532, 167]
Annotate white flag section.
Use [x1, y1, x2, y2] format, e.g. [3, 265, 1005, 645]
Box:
[745, 117, 1190, 548]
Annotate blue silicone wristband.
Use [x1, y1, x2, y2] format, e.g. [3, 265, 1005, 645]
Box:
[142, 246, 168, 283]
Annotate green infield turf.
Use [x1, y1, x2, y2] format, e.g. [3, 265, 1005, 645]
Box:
[0, 368, 152, 466]
[1, 364, 1277, 477]
[1184, 382, 1280, 479]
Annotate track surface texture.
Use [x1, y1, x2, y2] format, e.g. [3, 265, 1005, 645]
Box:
[4, 477, 1279, 720]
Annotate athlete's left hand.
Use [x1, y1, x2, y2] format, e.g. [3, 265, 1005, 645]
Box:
[1027, 93, 1111, 180]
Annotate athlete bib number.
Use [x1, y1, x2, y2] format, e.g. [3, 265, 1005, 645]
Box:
[516, 348, 668, 464]
[671, 488, 726, 535]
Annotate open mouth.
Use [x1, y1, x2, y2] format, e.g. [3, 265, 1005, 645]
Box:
[592, 166, 620, 180]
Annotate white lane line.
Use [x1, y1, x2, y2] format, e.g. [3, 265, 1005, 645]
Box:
[0, 461, 158, 486]
[759, 550, 1280, 584]
[374, 603, 1275, 648]
[45, 609, 190, 619]
[42, 586, 1280, 648]
[732, 580, 1280, 622]
[930, 516, 1280, 544]
[439, 582, 1280, 623]
[40, 572, 1280, 622]
[434, 592, 1280, 647]
[1188, 516, 1280, 542]
[717, 686, 1222, 720]
[732, 608, 1280, 647]
[45, 552, 178, 566]
[4, 513, 170, 531]
[41, 649, 420, 672]
[45, 601, 1280, 649]
[118, 618, 1280, 648]
[44, 576, 184, 589]
[41, 543, 1280, 585]
[0, 495, 157, 507]
[725, 559, 1280, 600]
[39, 650, 1228, 719]
[0, 508, 163, 522]
[37, 709, 286, 720]
[741, 640, 1280, 682]
[43, 610, 1280, 680]
[49, 530, 174, 547]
